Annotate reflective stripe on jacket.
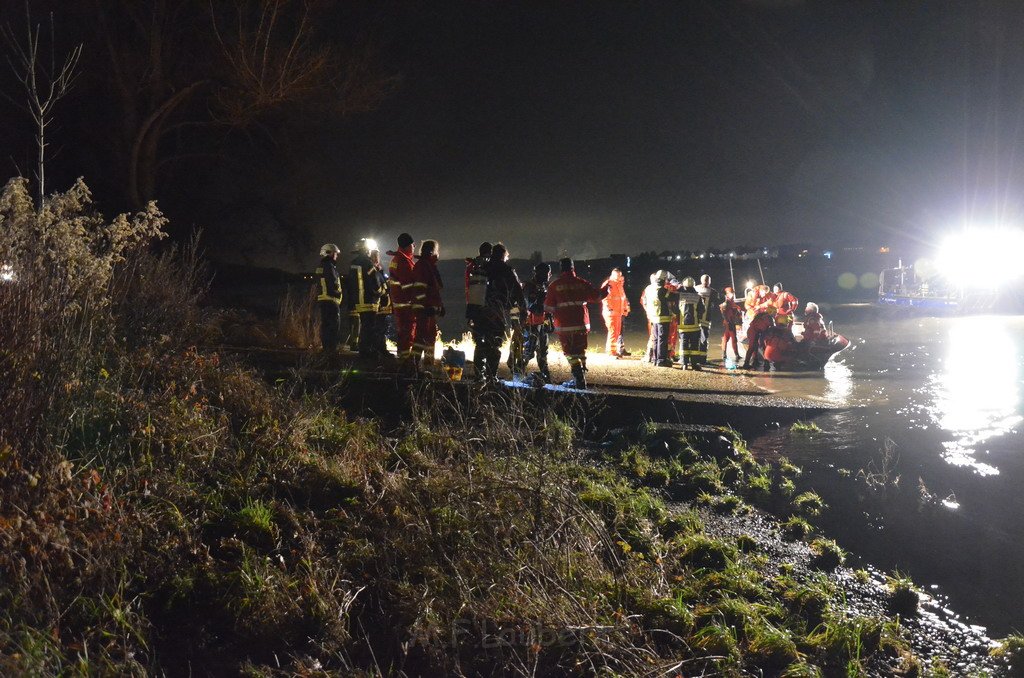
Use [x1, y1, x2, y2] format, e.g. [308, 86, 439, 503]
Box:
[387, 248, 416, 308]
[678, 289, 704, 332]
[346, 253, 382, 313]
[412, 254, 443, 310]
[316, 257, 342, 304]
[544, 271, 602, 332]
[695, 284, 714, 327]
[643, 283, 672, 323]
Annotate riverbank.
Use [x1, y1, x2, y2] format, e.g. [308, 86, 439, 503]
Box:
[6, 323, 1019, 673]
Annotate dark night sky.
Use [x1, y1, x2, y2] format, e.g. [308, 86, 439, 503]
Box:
[301, 0, 1024, 260]
[4, 1, 1024, 264]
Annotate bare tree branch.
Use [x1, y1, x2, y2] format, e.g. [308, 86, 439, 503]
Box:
[2, 2, 82, 208]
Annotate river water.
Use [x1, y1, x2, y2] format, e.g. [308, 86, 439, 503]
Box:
[745, 307, 1024, 635]
[433, 275, 1022, 633]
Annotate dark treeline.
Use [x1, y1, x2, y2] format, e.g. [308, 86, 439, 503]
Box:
[0, 0, 397, 266]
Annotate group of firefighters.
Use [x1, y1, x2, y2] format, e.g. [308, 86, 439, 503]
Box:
[315, 236, 827, 385]
[639, 271, 824, 371]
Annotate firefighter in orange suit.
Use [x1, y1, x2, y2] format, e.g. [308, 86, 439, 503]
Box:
[601, 268, 630, 357]
[719, 287, 742, 363]
[772, 283, 799, 332]
[802, 302, 826, 342]
[742, 285, 775, 370]
[410, 239, 444, 367]
[544, 258, 606, 389]
[387, 233, 417, 362]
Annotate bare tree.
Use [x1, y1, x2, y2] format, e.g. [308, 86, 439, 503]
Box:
[90, 0, 398, 209]
[2, 4, 82, 208]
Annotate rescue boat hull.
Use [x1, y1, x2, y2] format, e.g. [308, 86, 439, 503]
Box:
[758, 329, 850, 371]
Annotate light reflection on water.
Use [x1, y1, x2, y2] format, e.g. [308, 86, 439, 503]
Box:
[750, 312, 1024, 633]
[926, 318, 1022, 476]
[822, 359, 853, 403]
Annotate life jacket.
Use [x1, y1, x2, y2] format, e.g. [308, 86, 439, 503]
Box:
[803, 311, 826, 341]
[601, 277, 629, 316]
[678, 287, 704, 332]
[315, 256, 342, 304]
[774, 291, 799, 325]
[544, 270, 602, 332]
[387, 247, 416, 309]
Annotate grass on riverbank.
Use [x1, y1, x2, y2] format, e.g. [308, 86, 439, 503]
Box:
[0, 177, 1005, 675]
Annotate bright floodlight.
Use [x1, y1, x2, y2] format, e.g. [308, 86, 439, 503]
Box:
[745, 279, 755, 289]
[365, 238, 378, 252]
[937, 227, 1024, 288]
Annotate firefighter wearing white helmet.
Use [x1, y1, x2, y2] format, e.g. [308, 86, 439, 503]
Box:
[642, 270, 674, 366]
[315, 243, 343, 352]
[678, 276, 706, 370]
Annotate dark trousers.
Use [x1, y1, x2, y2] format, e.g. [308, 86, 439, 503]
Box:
[523, 324, 550, 377]
[698, 324, 710, 364]
[681, 330, 702, 366]
[345, 312, 360, 350]
[653, 322, 670, 364]
[476, 316, 506, 379]
[357, 311, 378, 357]
[319, 302, 341, 352]
[506, 320, 525, 374]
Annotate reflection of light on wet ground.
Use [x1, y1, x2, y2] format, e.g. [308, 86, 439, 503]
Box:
[928, 319, 1022, 476]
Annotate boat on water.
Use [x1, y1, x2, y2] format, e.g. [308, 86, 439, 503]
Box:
[740, 322, 850, 371]
[877, 262, 997, 313]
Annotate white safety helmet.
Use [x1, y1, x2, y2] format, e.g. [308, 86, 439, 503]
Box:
[805, 302, 819, 313]
[655, 269, 668, 283]
[320, 243, 341, 256]
[682, 276, 695, 288]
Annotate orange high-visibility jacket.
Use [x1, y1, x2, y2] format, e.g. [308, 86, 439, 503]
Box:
[412, 254, 444, 311]
[601, 277, 630, 316]
[773, 291, 799, 324]
[544, 271, 603, 332]
[387, 248, 417, 309]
